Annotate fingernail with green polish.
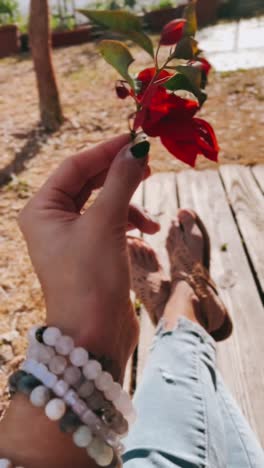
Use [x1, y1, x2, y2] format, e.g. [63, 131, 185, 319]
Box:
[131, 140, 150, 159]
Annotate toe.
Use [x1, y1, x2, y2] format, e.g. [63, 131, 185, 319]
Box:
[166, 218, 183, 256]
[178, 210, 203, 264]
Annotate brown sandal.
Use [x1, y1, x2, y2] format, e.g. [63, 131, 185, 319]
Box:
[167, 210, 233, 342]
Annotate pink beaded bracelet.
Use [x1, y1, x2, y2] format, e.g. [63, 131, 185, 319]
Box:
[28, 325, 137, 426]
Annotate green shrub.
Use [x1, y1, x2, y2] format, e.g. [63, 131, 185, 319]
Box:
[0, 0, 19, 25]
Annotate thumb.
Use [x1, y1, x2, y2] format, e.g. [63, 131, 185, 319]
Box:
[95, 136, 150, 223]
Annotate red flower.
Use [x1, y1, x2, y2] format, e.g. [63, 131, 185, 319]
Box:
[160, 19, 187, 46]
[115, 80, 130, 99]
[188, 57, 212, 76]
[134, 67, 219, 167]
[198, 57, 212, 76]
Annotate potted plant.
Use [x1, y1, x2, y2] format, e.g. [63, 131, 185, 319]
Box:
[0, 0, 20, 57]
[50, 0, 92, 48]
[144, 1, 186, 32]
[144, 0, 220, 32]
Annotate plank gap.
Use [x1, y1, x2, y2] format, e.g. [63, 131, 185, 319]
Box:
[250, 166, 264, 196]
[218, 169, 264, 305]
[130, 306, 141, 396]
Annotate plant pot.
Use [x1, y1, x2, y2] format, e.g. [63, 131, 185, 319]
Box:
[51, 26, 92, 48]
[196, 0, 220, 27]
[0, 24, 20, 58]
[144, 6, 185, 32]
[20, 33, 29, 52]
[144, 0, 220, 32]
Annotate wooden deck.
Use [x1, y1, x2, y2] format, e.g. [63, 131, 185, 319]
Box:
[124, 164, 264, 447]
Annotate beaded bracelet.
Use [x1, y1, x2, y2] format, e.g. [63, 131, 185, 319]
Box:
[28, 325, 136, 426]
[21, 359, 127, 444]
[8, 370, 118, 467]
[0, 459, 24, 468]
[23, 351, 129, 437]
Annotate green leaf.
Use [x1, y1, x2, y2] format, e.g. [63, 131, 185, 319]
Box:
[183, 2, 197, 37]
[175, 64, 201, 89]
[128, 30, 154, 57]
[98, 40, 135, 88]
[78, 9, 154, 57]
[174, 37, 198, 60]
[163, 68, 207, 106]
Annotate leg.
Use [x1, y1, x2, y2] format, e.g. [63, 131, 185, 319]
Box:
[124, 209, 263, 467]
[123, 317, 227, 468]
[216, 372, 264, 468]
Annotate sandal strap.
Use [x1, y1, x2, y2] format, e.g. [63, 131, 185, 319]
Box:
[174, 262, 218, 300]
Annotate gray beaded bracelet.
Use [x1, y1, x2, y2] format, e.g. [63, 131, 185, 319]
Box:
[8, 370, 118, 467]
[28, 325, 136, 426]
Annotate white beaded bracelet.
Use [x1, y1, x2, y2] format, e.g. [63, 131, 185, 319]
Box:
[21, 358, 122, 452]
[0, 460, 24, 468]
[28, 325, 137, 426]
[8, 368, 117, 467]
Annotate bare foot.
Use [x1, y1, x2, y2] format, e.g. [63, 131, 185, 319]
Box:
[165, 209, 233, 341]
[128, 236, 171, 324]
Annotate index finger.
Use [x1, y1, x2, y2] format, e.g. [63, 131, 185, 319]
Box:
[40, 133, 131, 201]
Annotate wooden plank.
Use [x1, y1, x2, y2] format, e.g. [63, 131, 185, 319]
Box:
[252, 165, 264, 194]
[136, 173, 178, 383]
[220, 165, 264, 293]
[123, 185, 143, 394]
[177, 169, 264, 445]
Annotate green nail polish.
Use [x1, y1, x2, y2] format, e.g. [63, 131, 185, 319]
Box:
[131, 140, 150, 159]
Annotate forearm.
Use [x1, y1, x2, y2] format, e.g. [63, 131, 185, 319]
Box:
[0, 305, 131, 468]
[0, 394, 97, 468]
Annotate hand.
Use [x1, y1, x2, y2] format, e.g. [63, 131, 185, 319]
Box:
[18, 134, 159, 380]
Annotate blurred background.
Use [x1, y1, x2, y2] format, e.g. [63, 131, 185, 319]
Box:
[0, 0, 263, 430]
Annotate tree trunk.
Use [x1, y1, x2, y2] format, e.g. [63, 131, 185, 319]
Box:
[29, 0, 63, 132]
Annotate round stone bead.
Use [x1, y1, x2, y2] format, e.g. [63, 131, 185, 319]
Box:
[81, 409, 99, 430]
[64, 366, 81, 386]
[43, 327, 62, 347]
[35, 326, 48, 344]
[27, 325, 40, 342]
[86, 389, 106, 411]
[49, 355, 67, 375]
[30, 385, 50, 407]
[55, 335, 74, 356]
[73, 425, 93, 448]
[95, 371, 113, 392]
[17, 374, 40, 395]
[83, 360, 102, 380]
[8, 370, 27, 394]
[37, 344, 55, 365]
[125, 407, 137, 425]
[78, 381, 94, 399]
[104, 382, 122, 402]
[59, 409, 81, 433]
[53, 379, 69, 398]
[87, 438, 114, 466]
[45, 398, 66, 421]
[0, 459, 12, 468]
[26, 343, 41, 361]
[114, 390, 132, 413]
[69, 347, 89, 367]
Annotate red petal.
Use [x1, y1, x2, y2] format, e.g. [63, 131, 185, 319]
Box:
[115, 83, 130, 99]
[159, 119, 199, 167]
[199, 57, 212, 76]
[160, 19, 186, 46]
[194, 118, 219, 161]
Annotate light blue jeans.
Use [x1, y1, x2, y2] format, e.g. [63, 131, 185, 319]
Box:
[122, 317, 264, 468]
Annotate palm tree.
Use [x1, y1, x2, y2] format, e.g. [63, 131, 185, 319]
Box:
[29, 0, 63, 132]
